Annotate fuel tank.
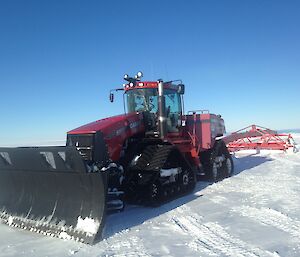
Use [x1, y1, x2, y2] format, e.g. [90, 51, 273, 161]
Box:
[185, 111, 225, 150]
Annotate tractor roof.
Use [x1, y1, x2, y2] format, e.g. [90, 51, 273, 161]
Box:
[123, 81, 181, 92]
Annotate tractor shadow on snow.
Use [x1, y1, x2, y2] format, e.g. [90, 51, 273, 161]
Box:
[232, 153, 273, 176]
[101, 153, 272, 242]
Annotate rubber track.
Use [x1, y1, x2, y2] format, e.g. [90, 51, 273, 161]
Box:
[133, 145, 174, 172]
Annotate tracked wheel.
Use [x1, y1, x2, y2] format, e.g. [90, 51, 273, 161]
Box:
[224, 153, 234, 178]
[180, 168, 196, 193]
[125, 143, 196, 206]
[211, 161, 219, 182]
[201, 140, 234, 182]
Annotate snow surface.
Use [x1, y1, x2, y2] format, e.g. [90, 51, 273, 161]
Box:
[0, 134, 299, 257]
[75, 217, 100, 236]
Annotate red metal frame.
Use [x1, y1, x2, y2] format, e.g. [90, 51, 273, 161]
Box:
[223, 125, 295, 152]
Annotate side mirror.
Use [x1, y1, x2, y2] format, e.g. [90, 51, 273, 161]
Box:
[178, 84, 185, 94]
[109, 93, 114, 103]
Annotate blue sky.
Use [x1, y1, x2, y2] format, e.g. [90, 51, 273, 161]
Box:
[0, 0, 299, 145]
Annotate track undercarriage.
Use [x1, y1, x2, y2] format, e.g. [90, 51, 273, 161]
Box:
[123, 143, 196, 205]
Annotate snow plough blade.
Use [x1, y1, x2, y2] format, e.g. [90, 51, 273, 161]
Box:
[0, 146, 107, 244]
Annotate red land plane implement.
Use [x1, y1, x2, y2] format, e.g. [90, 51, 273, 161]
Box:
[223, 125, 296, 152]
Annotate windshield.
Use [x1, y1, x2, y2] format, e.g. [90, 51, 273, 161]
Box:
[126, 88, 158, 113]
[126, 88, 182, 132]
[126, 88, 181, 114]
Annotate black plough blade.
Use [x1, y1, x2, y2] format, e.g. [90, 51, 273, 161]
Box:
[0, 146, 107, 244]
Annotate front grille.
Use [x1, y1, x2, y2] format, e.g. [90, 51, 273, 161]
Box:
[67, 134, 94, 161]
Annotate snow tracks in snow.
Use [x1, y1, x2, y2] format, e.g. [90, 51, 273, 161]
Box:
[168, 205, 277, 257]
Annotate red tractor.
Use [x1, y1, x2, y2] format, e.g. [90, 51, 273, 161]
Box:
[0, 72, 233, 244]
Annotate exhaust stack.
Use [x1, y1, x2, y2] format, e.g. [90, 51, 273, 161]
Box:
[158, 80, 167, 139]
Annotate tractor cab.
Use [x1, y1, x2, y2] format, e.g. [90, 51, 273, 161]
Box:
[111, 72, 185, 136]
[125, 82, 184, 134]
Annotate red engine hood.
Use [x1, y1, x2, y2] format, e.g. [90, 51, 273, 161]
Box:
[68, 113, 141, 135]
[67, 112, 145, 161]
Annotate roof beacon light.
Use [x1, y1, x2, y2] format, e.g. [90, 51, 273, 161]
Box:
[137, 71, 143, 78]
